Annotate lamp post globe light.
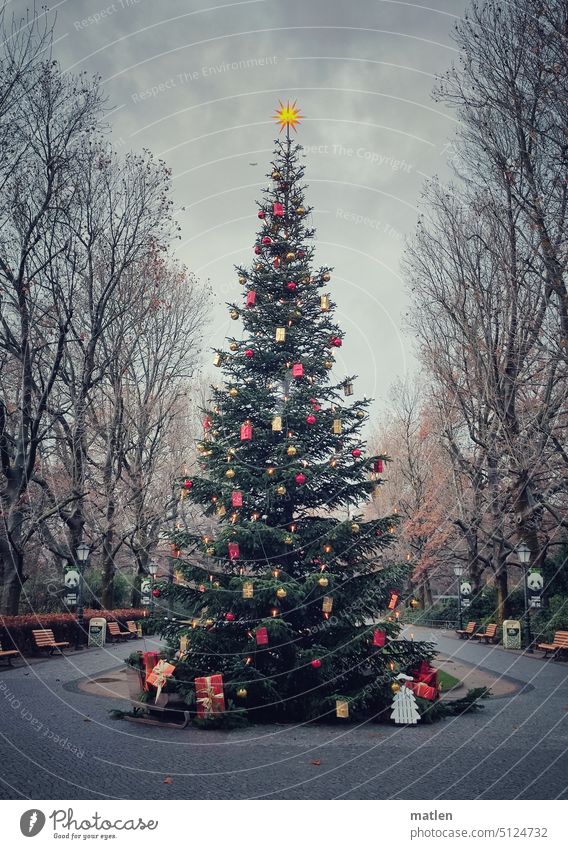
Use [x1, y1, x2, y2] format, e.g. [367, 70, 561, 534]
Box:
[453, 564, 465, 630]
[517, 542, 533, 653]
[75, 541, 90, 647]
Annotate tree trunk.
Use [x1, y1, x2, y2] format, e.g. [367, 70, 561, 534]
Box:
[0, 544, 25, 615]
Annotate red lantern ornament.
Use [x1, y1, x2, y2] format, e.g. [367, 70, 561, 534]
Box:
[231, 490, 243, 507]
[257, 210, 266, 219]
[286, 280, 297, 292]
[273, 202, 284, 217]
[273, 257, 281, 269]
[254, 246, 261, 255]
[240, 421, 253, 441]
[330, 336, 342, 348]
[310, 658, 322, 669]
[183, 479, 193, 490]
[256, 627, 268, 645]
[262, 236, 272, 246]
[306, 414, 316, 425]
[151, 588, 160, 598]
[225, 612, 235, 621]
[295, 472, 306, 485]
[374, 459, 384, 473]
[351, 449, 362, 458]
[373, 629, 386, 647]
[244, 348, 254, 358]
[292, 363, 304, 378]
[246, 290, 257, 308]
[387, 590, 399, 610]
[228, 542, 240, 561]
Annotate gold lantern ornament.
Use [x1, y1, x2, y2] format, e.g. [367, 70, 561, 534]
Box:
[216, 504, 226, 517]
[275, 327, 286, 343]
[332, 418, 342, 435]
[225, 468, 236, 479]
[242, 581, 254, 599]
[236, 687, 248, 698]
[320, 295, 330, 312]
[213, 352, 223, 367]
[276, 587, 287, 599]
[230, 308, 239, 320]
[343, 380, 354, 397]
[284, 535, 293, 545]
[286, 445, 297, 457]
[206, 546, 215, 556]
[322, 596, 333, 613]
[228, 387, 238, 398]
[336, 700, 349, 719]
[272, 416, 282, 432]
[229, 342, 238, 352]
[318, 576, 329, 588]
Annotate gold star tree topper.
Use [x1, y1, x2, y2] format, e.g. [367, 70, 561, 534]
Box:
[273, 99, 303, 133]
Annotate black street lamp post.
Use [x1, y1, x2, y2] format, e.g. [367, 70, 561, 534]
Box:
[75, 541, 90, 647]
[518, 542, 533, 653]
[148, 561, 158, 616]
[454, 564, 465, 631]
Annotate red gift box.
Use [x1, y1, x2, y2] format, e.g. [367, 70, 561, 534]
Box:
[372, 629, 386, 647]
[273, 202, 284, 217]
[228, 542, 240, 560]
[407, 680, 437, 701]
[292, 363, 304, 378]
[195, 673, 225, 718]
[142, 651, 160, 691]
[256, 627, 268, 645]
[231, 491, 243, 507]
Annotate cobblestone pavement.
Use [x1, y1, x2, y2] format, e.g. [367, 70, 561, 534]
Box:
[0, 630, 566, 800]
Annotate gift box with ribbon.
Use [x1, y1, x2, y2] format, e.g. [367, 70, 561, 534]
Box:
[146, 659, 176, 702]
[142, 651, 160, 691]
[195, 673, 225, 718]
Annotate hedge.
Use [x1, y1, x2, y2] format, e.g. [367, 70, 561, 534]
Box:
[0, 608, 148, 653]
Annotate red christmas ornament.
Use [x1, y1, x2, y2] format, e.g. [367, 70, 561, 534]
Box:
[231, 490, 243, 507]
[244, 348, 254, 358]
[240, 421, 253, 441]
[298, 250, 305, 259]
[309, 397, 321, 412]
[374, 459, 384, 473]
[286, 281, 297, 292]
[254, 246, 261, 255]
[198, 584, 206, 593]
[273, 202, 284, 217]
[295, 472, 306, 485]
[246, 290, 256, 308]
[257, 210, 266, 219]
[151, 588, 160, 598]
[330, 336, 342, 348]
[256, 627, 268, 645]
[183, 479, 193, 489]
[225, 612, 235, 621]
[351, 449, 362, 458]
[306, 414, 316, 425]
[273, 257, 281, 269]
[292, 363, 304, 378]
[310, 658, 322, 668]
[373, 629, 386, 647]
[262, 236, 272, 246]
[228, 542, 240, 561]
[203, 416, 211, 430]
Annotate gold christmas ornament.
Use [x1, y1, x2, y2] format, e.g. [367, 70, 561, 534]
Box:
[213, 581, 220, 588]
[238, 275, 246, 285]
[216, 505, 226, 517]
[228, 387, 238, 397]
[236, 687, 248, 698]
[284, 535, 293, 545]
[275, 327, 286, 343]
[286, 445, 297, 457]
[285, 251, 296, 262]
[205, 618, 214, 627]
[296, 206, 305, 215]
[318, 576, 329, 587]
[230, 308, 239, 320]
[229, 342, 238, 352]
[272, 170, 281, 179]
[276, 587, 287, 598]
[272, 416, 283, 432]
[391, 682, 401, 694]
[356, 410, 365, 419]
[324, 360, 333, 370]
[351, 523, 360, 534]
[225, 468, 236, 479]
[323, 272, 331, 282]
[276, 484, 286, 496]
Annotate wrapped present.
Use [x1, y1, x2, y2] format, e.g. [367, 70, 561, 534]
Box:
[195, 673, 225, 718]
[387, 590, 399, 610]
[374, 459, 384, 473]
[372, 629, 386, 647]
[228, 542, 240, 560]
[142, 651, 159, 690]
[292, 363, 304, 378]
[413, 662, 438, 690]
[256, 626, 268, 645]
[146, 659, 176, 702]
[407, 680, 437, 701]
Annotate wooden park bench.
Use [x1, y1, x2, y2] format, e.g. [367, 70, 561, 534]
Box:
[0, 641, 20, 666]
[455, 621, 477, 639]
[107, 622, 130, 642]
[32, 629, 69, 654]
[536, 630, 568, 660]
[126, 620, 139, 638]
[471, 623, 498, 644]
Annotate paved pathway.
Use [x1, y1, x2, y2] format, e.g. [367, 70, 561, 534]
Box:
[0, 630, 566, 800]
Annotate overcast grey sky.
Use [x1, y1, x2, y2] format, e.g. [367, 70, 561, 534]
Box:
[44, 0, 467, 421]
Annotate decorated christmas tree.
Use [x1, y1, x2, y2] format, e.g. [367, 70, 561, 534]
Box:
[159, 102, 434, 723]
